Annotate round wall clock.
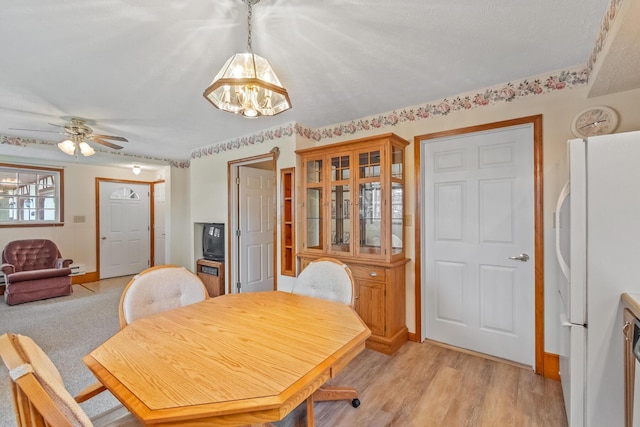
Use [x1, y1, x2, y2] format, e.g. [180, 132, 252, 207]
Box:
[570, 106, 619, 138]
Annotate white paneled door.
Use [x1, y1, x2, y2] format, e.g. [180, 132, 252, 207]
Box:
[238, 166, 274, 293]
[422, 125, 534, 366]
[99, 181, 150, 279]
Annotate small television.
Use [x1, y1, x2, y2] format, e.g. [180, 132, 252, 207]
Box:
[202, 223, 225, 262]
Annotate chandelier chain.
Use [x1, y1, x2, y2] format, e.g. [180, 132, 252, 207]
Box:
[247, 1, 253, 53]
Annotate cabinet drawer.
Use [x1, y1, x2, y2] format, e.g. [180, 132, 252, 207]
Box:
[350, 264, 386, 281]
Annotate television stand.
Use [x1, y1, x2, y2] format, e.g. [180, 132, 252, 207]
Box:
[196, 259, 225, 297]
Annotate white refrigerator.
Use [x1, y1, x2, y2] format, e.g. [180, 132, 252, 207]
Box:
[556, 131, 640, 427]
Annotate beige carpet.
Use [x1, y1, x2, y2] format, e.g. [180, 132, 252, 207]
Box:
[0, 276, 132, 427]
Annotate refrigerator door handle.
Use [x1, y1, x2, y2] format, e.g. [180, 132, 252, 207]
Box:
[555, 181, 571, 281]
[560, 312, 573, 327]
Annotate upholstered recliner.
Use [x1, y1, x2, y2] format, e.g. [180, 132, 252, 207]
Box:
[1, 239, 73, 305]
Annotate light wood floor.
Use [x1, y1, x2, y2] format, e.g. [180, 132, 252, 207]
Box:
[278, 341, 568, 427]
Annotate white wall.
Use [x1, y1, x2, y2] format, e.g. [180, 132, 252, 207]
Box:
[166, 166, 191, 269]
[189, 134, 302, 291]
[187, 85, 640, 355]
[312, 85, 640, 354]
[0, 157, 176, 274]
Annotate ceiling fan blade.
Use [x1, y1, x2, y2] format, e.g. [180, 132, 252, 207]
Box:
[47, 123, 67, 128]
[90, 136, 123, 150]
[91, 133, 128, 142]
[9, 128, 65, 134]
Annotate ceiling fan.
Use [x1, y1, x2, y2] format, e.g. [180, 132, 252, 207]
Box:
[10, 117, 127, 157]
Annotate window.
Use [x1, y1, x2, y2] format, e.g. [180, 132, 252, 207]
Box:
[0, 164, 64, 227]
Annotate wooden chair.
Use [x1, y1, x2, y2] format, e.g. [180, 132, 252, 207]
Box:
[119, 264, 208, 328]
[0, 333, 140, 427]
[292, 257, 361, 410]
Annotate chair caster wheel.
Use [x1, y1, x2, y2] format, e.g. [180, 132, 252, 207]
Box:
[352, 398, 360, 408]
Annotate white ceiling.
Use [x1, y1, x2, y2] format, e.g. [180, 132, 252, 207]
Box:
[0, 0, 614, 166]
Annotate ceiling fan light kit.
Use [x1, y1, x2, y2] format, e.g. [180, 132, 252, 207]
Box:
[203, 0, 291, 118]
[57, 139, 77, 156]
[78, 141, 96, 157]
[11, 117, 127, 158]
[57, 135, 96, 157]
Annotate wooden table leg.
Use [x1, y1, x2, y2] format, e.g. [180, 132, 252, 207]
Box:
[306, 395, 315, 427]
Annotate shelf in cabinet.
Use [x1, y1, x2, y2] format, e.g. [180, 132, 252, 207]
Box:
[280, 167, 296, 277]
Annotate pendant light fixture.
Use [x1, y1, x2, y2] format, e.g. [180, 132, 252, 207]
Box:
[203, 0, 291, 118]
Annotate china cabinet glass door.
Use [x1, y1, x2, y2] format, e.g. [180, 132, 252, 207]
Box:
[329, 153, 352, 255]
[298, 133, 408, 263]
[357, 149, 382, 257]
[305, 158, 324, 251]
[391, 145, 404, 255]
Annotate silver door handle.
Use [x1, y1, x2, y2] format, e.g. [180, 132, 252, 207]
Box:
[509, 253, 529, 262]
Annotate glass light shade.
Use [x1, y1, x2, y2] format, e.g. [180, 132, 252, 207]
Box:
[58, 139, 76, 156]
[132, 165, 141, 175]
[203, 52, 291, 117]
[78, 142, 95, 157]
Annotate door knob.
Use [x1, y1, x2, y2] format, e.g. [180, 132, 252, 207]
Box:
[509, 253, 529, 262]
[101, 237, 107, 240]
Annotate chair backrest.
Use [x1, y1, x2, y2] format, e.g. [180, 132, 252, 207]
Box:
[0, 333, 92, 427]
[119, 265, 208, 328]
[292, 257, 355, 306]
[1, 239, 63, 272]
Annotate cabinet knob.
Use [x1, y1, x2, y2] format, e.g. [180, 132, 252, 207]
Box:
[369, 272, 377, 277]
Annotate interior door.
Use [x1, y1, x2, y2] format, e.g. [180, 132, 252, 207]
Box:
[238, 166, 274, 292]
[422, 125, 535, 366]
[99, 181, 150, 279]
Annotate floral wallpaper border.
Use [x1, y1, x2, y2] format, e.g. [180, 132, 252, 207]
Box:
[0, 134, 190, 168]
[193, 65, 591, 158]
[302, 66, 590, 142]
[191, 124, 296, 159]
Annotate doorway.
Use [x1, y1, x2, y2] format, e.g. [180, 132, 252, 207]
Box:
[414, 115, 544, 372]
[228, 153, 277, 293]
[97, 179, 151, 279]
[153, 181, 166, 266]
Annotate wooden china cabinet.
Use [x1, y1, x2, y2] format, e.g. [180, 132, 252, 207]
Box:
[297, 133, 409, 355]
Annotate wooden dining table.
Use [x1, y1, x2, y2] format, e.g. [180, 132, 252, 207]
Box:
[83, 291, 371, 426]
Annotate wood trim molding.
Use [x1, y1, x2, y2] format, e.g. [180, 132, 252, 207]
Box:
[0, 163, 65, 227]
[413, 114, 544, 374]
[543, 352, 560, 381]
[71, 271, 99, 284]
[279, 167, 296, 277]
[150, 184, 155, 267]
